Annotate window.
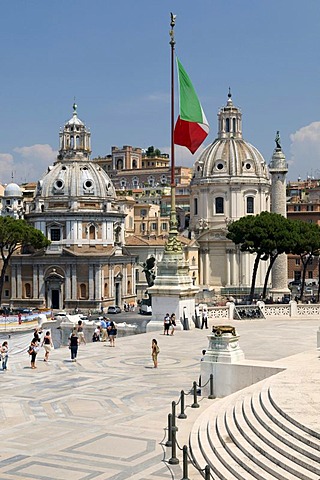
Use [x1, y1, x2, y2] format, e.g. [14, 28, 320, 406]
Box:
[294, 205, 301, 211]
[226, 118, 230, 132]
[80, 283, 87, 299]
[308, 257, 313, 265]
[89, 225, 96, 240]
[215, 197, 224, 214]
[6, 199, 10, 205]
[141, 223, 146, 232]
[294, 271, 301, 281]
[4, 290, 9, 298]
[25, 283, 31, 298]
[50, 228, 61, 241]
[307, 205, 314, 211]
[104, 283, 108, 297]
[194, 198, 198, 215]
[162, 222, 168, 230]
[132, 159, 137, 168]
[246, 197, 254, 214]
[140, 209, 147, 217]
[295, 258, 300, 266]
[4, 275, 9, 282]
[127, 280, 131, 293]
[151, 223, 157, 230]
[308, 271, 313, 279]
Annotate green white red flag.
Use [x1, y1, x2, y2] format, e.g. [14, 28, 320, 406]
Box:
[174, 58, 209, 154]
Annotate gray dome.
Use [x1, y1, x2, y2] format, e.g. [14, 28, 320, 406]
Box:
[193, 92, 269, 183]
[194, 138, 269, 181]
[37, 161, 116, 199]
[4, 182, 22, 197]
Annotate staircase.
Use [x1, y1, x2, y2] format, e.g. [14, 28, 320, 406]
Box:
[189, 377, 320, 480]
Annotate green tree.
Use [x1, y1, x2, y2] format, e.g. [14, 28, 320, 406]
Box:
[290, 221, 320, 300]
[227, 212, 298, 302]
[0, 217, 50, 305]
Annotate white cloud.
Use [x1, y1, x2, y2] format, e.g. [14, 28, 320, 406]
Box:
[0, 153, 15, 184]
[0, 144, 57, 185]
[14, 144, 57, 161]
[289, 122, 320, 179]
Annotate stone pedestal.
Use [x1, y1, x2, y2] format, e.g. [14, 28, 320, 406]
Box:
[204, 331, 245, 364]
[146, 250, 199, 332]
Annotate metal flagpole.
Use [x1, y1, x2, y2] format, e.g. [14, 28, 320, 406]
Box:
[166, 13, 182, 254]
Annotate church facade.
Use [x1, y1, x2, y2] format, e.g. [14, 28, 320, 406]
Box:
[189, 92, 288, 296]
[2, 105, 137, 311]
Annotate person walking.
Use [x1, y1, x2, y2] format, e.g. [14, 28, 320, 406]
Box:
[1, 341, 9, 370]
[69, 330, 79, 362]
[201, 309, 208, 329]
[41, 330, 54, 362]
[170, 313, 176, 335]
[163, 313, 171, 335]
[100, 317, 107, 342]
[151, 339, 160, 368]
[29, 338, 39, 369]
[108, 321, 117, 347]
[77, 320, 86, 345]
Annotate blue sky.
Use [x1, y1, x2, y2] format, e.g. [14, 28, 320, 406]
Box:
[0, 0, 320, 183]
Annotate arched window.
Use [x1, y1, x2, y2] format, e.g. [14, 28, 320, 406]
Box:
[25, 283, 31, 298]
[194, 198, 198, 215]
[226, 118, 230, 133]
[132, 177, 139, 188]
[132, 159, 137, 168]
[70, 136, 74, 148]
[215, 197, 224, 214]
[76, 136, 80, 148]
[80, 283, 87, 299]
[233, 118, 236, 133]
[116, 158, 123, 170]
[89, 225, 96, 240]
[247, 196, 254, 214]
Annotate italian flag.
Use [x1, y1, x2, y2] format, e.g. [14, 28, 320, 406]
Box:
[174, 58, 209, 154]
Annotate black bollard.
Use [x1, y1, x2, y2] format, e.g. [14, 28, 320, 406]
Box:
[208, 373, 215, 399]
[178, 390, 187, 419]
[172, 401, 178, 431]
[168, 425, 179, 465]
[204, 464, 210, 479]
[181, 445, 189, 480]
[165, 413, 172, 447]
[191, 381, 199, 408]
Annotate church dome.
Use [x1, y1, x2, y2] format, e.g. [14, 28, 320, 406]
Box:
[35, 104, 116, 201]
[4, 182, 22, 197]
[193, 92, 269, 182]
[37, 161, 115, 199]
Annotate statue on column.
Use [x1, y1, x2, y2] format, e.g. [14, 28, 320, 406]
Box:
[275, 130, 281, 150]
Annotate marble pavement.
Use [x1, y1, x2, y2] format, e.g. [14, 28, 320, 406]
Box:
[0, 317, 319, 479]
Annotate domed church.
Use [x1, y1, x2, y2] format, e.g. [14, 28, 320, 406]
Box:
[7, 104, 137, 311]
[190, 92, 287, 295]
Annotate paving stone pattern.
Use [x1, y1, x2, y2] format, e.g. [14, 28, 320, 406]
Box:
[0, 318, 319, 479]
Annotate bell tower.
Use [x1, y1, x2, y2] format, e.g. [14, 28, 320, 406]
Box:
[58, 103, 91, 161]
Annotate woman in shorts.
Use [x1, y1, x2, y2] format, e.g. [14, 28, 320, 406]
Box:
[41, 330, 53, 362]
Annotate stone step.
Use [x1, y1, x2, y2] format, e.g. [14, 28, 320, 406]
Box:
[268, 386, 320, 440]
[250, 388, 320, 463]
[189, 393, 263, 480]
[217, 402, 303, 480]
[240, 395, 320, 478]
[259, 387, 320, 451]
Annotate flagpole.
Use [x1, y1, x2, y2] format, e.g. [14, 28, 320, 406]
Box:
[165, 13, 182, 254]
